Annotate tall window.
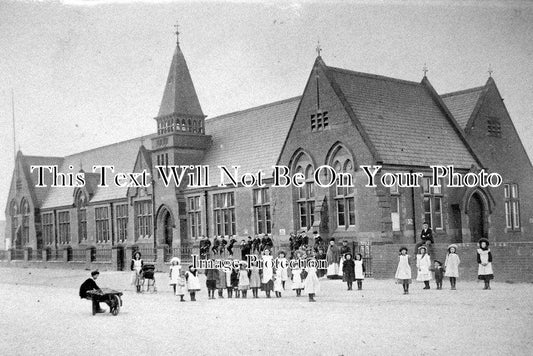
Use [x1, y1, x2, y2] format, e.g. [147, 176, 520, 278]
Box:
[213, 192, 235, 236]
[21, 199, 30, 245]
[254, 188, 271, 234]
[42, 212, 54, 245]
[187, 196, 202, 239]
[95, 207, 110, 243]
[76, 192, 87, 242]
[390, 183, 401, 232]
[156, 153, 169, 178]
[504, 184, 520, 230]
[334, 160, 355, 228]
[297, 165, 315, 230]
[135, 200, 152, 240]
[57, 211, 70, 244]
[116, 204, 128, 243]
[422, 177, 443, 230]
[10, 200, 18, 247]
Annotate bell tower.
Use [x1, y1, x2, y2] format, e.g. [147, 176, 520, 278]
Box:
[150, 25, 211, 250]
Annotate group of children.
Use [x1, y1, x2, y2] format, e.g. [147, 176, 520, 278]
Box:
[394, 238, 494, 294]
[167, 249, 321, 302]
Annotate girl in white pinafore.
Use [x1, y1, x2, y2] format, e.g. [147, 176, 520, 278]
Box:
[131, 252, 144, 293]
[261, 249, 274, 298]
[185, 265, 201, 301]
[477, 238, 494, 290]
[444, 244, 460, 290]
[395, 247, 412, 294]
[354, 253, 365, 290]
[416, 246, 432, 289]
[168, 257, 185, 300]
[303, 255, 320, 302]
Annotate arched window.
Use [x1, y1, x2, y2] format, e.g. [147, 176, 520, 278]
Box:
[10, 200, 18, 247]
[327, 144, 356, 230]
[188, 119, 192, 132]
[296, 164, 315, 230]
[181, 119, 187, 131]
[76, 191, 87, 242]
[21, 199, 30, 245]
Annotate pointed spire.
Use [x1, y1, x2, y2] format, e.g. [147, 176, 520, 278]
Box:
[157, 26, 205, 118]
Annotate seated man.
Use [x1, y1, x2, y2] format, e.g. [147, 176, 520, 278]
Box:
[415, 222, 434, 256]
[79, 270, 105, 314]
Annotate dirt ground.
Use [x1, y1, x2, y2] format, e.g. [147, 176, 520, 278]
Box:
[0, 267, 532, 356]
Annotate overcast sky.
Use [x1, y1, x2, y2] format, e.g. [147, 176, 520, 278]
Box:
[1, 0, 532, 216]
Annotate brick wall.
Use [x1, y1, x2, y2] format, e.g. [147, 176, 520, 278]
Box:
[371, 242, 533, 282]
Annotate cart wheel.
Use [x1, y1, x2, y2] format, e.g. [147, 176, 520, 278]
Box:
[111, 295, 120, 316]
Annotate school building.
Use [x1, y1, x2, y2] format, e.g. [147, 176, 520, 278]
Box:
[3, 33, 533, 280]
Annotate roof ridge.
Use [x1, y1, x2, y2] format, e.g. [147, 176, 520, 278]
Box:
[206, 96, 301, 122]
[441, 85, 485, 98]
[24, 155, 64, 160]
[326, 65, 421, 86]
[63, 134, 156, 159]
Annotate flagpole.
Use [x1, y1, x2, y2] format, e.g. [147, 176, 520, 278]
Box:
[12, 89, 16, 162]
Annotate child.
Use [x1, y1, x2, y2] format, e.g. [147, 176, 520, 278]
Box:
[231, 267, 240, 298]
[205, 267, 218, 300]
[238, 262, 250, 298]
[477, 238, 494, 290]
[432, 260, 444, 290]
[303, 254, 320, 302]
[291, 257, 304, 297]
[395, 247, 412, 294]
[444, 244, 460, 290]
[277, 251, 289, 289]
[315, 248, 327, 278]
[416, 246, 432, 289]
[342, 253, 355, 291]
[273, 266, 283, 298]
[176, 270, 186, 302]
[185, 265, 201, 301]
[216, 263, 227, 298]
[227, 236, 237, 255]
[354, 253, 365, 290]
[131, 251, 144, 293]
[249, 256, 261, 298]
[261, 249, 274, 298]
[168, 257, 182, 295]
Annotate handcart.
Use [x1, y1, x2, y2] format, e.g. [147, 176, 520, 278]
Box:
[86, 288, 123, 316]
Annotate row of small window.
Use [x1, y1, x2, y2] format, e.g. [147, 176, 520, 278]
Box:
[188, 190, 272, 239]
[157, 117, 204, 135]
[40, 203, 141, 245]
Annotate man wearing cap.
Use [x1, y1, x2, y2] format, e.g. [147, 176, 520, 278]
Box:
[79, 270, 105, 314]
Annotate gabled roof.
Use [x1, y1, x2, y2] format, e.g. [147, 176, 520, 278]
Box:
[200, 97, 301, 185]
[323, 64, 479, 168]
[23, 155, 64, 206]
[41, 136, 155, 209]
[441, 86, 486, 129]
[157, 44, 204, 118]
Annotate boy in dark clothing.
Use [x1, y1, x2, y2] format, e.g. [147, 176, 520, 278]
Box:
[79, 271, 105, 313]
[432, 260, 444, 290]
[227, 236, 237, 255]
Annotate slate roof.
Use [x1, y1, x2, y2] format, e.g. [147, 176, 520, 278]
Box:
[441, 86, 485, 129]
[326, 65, 478, 168]
[201, 97, 301, 186]
[158, 44, 204, 118]
[23, 155, 64, 206]
[40, 136, 155, 209]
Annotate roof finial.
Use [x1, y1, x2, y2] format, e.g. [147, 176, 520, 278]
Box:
[79, 159, 83, 172]
[423, 63, 428, 77]
[488, 64, 493, 77]
[174, 21, 180, 45]
[316, 40, 322, 57]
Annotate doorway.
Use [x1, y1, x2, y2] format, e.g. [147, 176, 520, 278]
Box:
[468, 193, 484, 242]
